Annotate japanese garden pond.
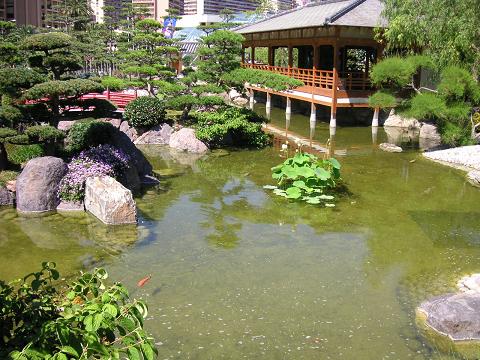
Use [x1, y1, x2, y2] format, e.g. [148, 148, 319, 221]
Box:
[2, 105, 480, 359]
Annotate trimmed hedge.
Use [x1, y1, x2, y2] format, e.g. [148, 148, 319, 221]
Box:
[66, 119, 116, 153]
[124, 96, 166, 129]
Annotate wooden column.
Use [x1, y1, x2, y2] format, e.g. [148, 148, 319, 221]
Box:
[241, 46, 245, 64]
[330, 40, 339, 128]
[268, 46, 274, 66]
[251, 47, 255, 65]
[313, 45, 319, 69]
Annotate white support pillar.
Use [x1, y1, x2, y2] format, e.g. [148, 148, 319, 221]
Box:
[266, 106, 271, 120]
[249, 90, 254, 110]
[329, 126, 336, 137]
[266, 92, 272, 109]
[286, 97, 291, 116]
[330, 108, 336, 128]
[309, 103, 316, 130]
[372, 107, 379, 127]
[371, 126, 378, 144]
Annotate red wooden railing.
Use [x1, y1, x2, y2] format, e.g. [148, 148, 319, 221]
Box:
[242, 63, 371, 91]
[80, 90, 138, 109]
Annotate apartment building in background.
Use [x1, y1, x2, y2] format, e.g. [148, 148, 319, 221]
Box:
[0, 0, 61, 27]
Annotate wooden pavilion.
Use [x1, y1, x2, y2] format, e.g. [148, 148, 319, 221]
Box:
[235, 0, 386, 129]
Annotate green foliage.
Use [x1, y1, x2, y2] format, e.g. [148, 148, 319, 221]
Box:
[66, 120, 116, 153]
[0, 170, 18, 187]
[368, 90, 397, 108]
[370, 56, 416, 88]
[380, 0, 480, 74]
[0, 128, 17, 139]
[223, 68, 303, 92]
[124, 97, 166, 129]
[266, 151, 341, 206]
[80, 98, 117, 117]
[437, 66, 480, 103]
[22, 33, 73, 52]
[0, 68, 44, 99]
[24, 79, 104, 101]
[3, 135, 30, 145]
[196, 30, 244, 85]
[1, 263, 157, 359]
[20, 103, 52, 124]
[193, 107, 270, 149]
[24, 126, 65, 144]
[0, 106, 23, 127]
[5, 143, 45, 165]
[439, 121, 475, 147]
[101, 76, 127, 91]
[408, 93, 447, 121]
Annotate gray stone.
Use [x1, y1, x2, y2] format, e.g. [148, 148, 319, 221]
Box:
[416, 292, 480, 359]
[169, 128, 208, 153]
[134, 123, 173, 145]
[85, 176, 137, 225]
[99, 118, 122, 129]
[383, 109, 421, 129]
[16, 157, 67, 213]
[419, 123, 442, 150]
[233, 97, 249, 106]
[383, 126, 419, 145]
[228, 88, 242, 99]
[467, 171, 480, 188]
[0, 187, 14, 206]
[379, 143, 403, 153]
[57, 120, 76, 132]
[119, 120, 139, 142]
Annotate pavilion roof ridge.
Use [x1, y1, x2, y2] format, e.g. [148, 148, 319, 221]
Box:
[325, 0, 367, 24]
[233, 0, 353, 33]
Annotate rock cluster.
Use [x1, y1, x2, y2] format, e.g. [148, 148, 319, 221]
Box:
[423, 145, 480, 171]
[383, 110, 421, 129]
[169, 128, 208, 153]
[467, 170, 480, 188]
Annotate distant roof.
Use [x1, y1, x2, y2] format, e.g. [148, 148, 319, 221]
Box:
[235, 0, 386, 34]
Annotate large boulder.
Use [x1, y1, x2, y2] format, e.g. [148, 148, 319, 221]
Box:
[0, 187, 14, 206]
[169, 128, 208, 153]
[419, 123, 442, 150]
[467, 170, 480, 188]
[57, 120, 76, 132]
[84, 176, 137, 225]
[134, 123, 173, 145]
[383, 109, 421, 129]
[16, 157, 66, 213]
[416, 292, 480, 359]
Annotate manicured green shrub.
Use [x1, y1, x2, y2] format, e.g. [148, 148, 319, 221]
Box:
[81, 98, 117, 117]
[19, 103, 52, 124]
[193, 107, 270, 148]
[3, 134, 29, 145]
[440, 121, 475, 146]
[0, 128, 17, 140]
[437, 66, 480, 103]
[5, 143, 45, 164]
[368, 90, 397, 108]
[66, 119, 116, 153]
[0, 105, 23, 127]
[0, 170, 18, 186]
[1, 262, 157, 359]
[25, 125, 65, 144]
[408, 93, 447, 121]
[101, 76, 127, 91]
[124, 96, 166, 129]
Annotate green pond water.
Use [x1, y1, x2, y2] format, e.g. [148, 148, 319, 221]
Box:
[2, 104, 480, 359]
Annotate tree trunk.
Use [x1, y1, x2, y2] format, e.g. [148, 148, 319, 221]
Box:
[51, 96, 60, 127]
[181, 105, 192, 120]
[0, 143, 8, 171]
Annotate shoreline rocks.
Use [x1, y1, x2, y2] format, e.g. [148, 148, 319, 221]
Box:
[0, 187, 14, 206]
[383, 110, 421, 129]
[467, 171, 480, 188]
[84, 176, 137, 225]
[16, 157, 67, 214]
[134, 123, 173, 145]
[423, 145, 480, 171]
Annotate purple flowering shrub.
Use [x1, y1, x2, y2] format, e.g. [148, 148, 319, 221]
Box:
[58, 145, 130, 202]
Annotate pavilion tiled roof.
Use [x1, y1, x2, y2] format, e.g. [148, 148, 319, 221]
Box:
[235, 0, 386, 34]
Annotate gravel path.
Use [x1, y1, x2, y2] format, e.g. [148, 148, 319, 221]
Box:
[423, 145, 480, 171]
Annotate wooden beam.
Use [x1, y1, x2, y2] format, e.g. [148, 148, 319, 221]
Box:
[288, 46, 293, 68]
[251, 47, 255, 64]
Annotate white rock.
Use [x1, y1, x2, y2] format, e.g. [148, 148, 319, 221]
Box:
[384, 109, 421, 129]
[419, 123, 442, 150]
[84, 176, 137, 225]
[379, 143, 403, 153]
[423, 145, 480, 171]
[458, 274, 480, 293]
[228, 89, 242, 99]
[57, 120, 77, 132]
[467, 170, 480, 188]
[169, 128, 208, 153]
